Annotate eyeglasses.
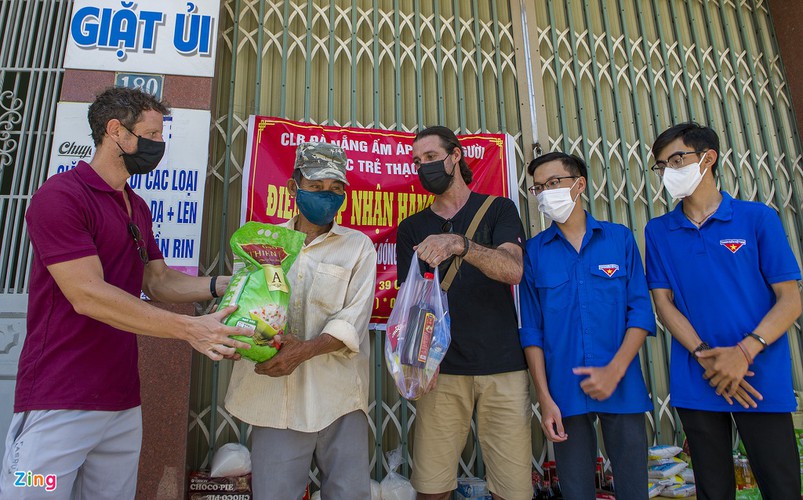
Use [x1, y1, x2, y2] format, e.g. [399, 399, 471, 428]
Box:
[528, 176, 578, 195]
[441, 220, 453, 233]
[651, 150, 707, 175]
[128, 221, 149, 264]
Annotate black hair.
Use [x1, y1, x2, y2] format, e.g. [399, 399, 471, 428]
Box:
[88, 87, 170, 146]
[652, 122, 720, 174]
[526, 151, 588, 180]
[414, 125, 473, 184]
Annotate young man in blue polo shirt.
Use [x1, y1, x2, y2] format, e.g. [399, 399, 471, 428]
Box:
[645, 122, 802, 499]
[520, 152, 655, 499]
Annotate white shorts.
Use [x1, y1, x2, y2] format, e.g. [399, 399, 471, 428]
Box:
[0, 407, 142, 500]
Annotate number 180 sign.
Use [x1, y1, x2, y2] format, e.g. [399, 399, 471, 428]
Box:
[115, 73, 164, 100]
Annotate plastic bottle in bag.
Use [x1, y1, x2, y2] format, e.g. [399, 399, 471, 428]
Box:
[542, 462, 556, 499]
[595, 456, 605, 490]
[738, 458, 756, 490]
[400, 272, 436, 367]
[534, 473, 550, 500]
[734, 453, 745, 489]
[549, 461, 563, 499]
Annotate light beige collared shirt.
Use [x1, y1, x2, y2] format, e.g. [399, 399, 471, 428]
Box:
[225, 217, 377, 432]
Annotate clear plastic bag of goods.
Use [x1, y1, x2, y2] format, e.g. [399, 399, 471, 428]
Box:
[385, 254, 451, 400]
[219, 222, 305, 362]
[659, 483, 696, 497]
[209, 443, 252, 478]
[370, 479, 382, 499]
[380, 447, 416, 500]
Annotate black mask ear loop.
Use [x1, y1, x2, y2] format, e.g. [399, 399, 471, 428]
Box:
[115, 124, 136, 157]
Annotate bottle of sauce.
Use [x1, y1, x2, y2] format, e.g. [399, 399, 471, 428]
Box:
[401, 272, 436, 367]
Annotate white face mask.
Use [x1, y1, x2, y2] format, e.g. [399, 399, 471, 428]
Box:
[662, 152, 708, 200]
[536, 179, 580, 224]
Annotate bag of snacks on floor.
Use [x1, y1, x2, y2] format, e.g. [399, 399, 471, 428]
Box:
[385, 253, 451, 400]
[220, 222, 305, 362]
[209, 443, 251, 477]
[380, 447, 416, 500]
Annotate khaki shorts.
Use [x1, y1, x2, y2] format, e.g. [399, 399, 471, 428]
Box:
[411, 370, 533, 500]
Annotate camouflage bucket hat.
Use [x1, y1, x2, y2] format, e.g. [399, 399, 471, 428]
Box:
[294, 142, 349, 185]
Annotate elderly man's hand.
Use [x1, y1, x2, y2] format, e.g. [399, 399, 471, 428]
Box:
[254, 334, 310, 377]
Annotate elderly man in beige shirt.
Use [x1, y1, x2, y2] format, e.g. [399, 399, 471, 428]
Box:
[225, 142, 377, 500]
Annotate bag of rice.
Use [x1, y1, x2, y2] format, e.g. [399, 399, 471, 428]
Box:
[648, 445, 683, 460]
[220, 222, 305, 362]
[650, 456, 689, 469]
[648, 482, 663, 498]
[648, 461, 687, 479]
[659, 483, 696, 497]
[680, 468, 695, 484]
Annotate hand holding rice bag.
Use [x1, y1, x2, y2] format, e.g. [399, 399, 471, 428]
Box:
[219, 222, 305, 362]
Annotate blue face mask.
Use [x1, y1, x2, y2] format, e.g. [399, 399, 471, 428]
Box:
[295, 185, 346, 226]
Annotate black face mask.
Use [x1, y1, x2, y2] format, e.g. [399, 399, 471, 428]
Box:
[117, 128, 166, 175]
[417, 158, 455, 195]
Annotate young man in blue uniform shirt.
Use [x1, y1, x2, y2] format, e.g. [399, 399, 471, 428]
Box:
[520, 152, 655, 500]
[645, 122, 802, 499]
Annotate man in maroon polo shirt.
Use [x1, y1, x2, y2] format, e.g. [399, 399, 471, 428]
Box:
[0, 87, 252, 499]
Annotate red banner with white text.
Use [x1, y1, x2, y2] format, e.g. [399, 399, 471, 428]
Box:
[242, 117, 517, 324]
